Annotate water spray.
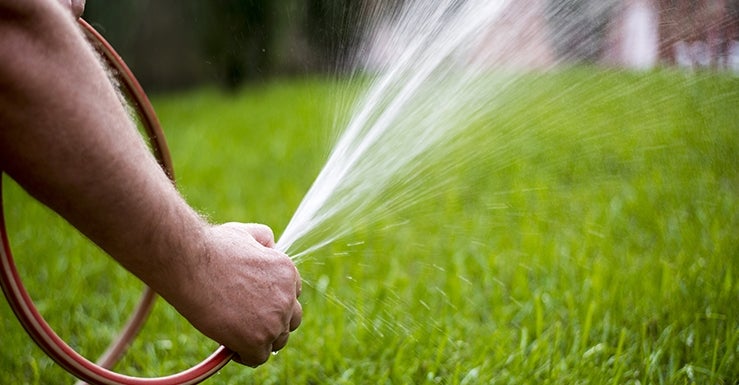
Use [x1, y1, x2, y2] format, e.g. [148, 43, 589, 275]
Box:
[0, 19, 231, 385]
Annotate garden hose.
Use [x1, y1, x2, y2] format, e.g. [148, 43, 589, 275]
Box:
[0, 19, 232, 384]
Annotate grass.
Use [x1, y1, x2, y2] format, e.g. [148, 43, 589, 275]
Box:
[1, 69, 737, 384]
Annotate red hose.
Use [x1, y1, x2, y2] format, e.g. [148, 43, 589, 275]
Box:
[0, 19, 232, 384]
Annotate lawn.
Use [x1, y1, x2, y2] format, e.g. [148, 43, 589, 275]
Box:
[1, 69, 737, 384]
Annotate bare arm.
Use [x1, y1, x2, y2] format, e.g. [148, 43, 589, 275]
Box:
[0, 0, 300, 366]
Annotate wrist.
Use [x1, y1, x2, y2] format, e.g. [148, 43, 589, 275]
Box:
[128, 197, 211, 304]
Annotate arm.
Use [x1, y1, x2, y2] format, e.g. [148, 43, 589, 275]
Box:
[0, 0, 300, 366]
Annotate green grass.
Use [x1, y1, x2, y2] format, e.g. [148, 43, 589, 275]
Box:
[1, 69, 737, 384]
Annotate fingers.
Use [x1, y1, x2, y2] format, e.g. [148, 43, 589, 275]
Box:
[58, 0, 85, 18]
[70, 0, 85, 17]
[231, 328, 286, 367]
[272, 332, 290, 352]
[230, 222, 276, 248]
[271, 300, 302, 353]
[234, 296, 302, 367]
[232, 349, 270, 368]
[233, 318, 296, 366]
[296, 274, 303, 297]
[289, 300, 302, 332]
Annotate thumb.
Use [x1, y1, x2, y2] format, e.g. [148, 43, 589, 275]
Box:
[235, 222, 276, 248]
[58, 0, 86, 18]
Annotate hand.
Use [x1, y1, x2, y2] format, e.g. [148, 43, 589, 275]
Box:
[58, 0, 85, 18]
[165, 223, 302, 367]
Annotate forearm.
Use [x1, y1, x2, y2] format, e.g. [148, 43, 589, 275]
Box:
[0, 0, 205, 297]
[0, 1, 302, 365]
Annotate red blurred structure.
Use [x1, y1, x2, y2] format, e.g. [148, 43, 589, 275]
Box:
[605, 0, 738, 69]
[474, 0, 739, 71]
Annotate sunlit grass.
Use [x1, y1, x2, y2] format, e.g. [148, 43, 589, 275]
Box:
[1, 69, 737, 384]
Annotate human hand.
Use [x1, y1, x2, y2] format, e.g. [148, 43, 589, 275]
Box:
[58, 0, 85, 18]
[165, 222, 302, 367]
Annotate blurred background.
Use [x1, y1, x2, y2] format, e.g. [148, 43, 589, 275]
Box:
[83, 0, 739, 93]
[83, 0, 363, 92]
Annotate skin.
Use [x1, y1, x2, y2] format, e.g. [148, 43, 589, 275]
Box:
[0, 0, 301, 367]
